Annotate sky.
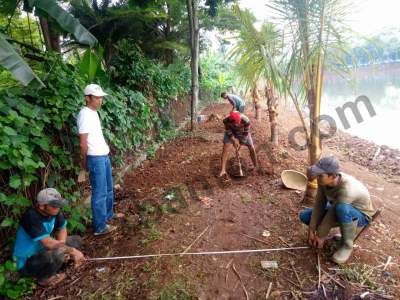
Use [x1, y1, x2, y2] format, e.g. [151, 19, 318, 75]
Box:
[239, 0, 399, 36]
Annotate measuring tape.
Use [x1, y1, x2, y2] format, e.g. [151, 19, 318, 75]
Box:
[87, 246, 309, 261]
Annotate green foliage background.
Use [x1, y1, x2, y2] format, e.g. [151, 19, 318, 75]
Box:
[0, 3, 238, 296]
[0, 41, 232, 245]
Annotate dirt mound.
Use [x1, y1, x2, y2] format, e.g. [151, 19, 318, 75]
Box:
[326, 131, 400, 179]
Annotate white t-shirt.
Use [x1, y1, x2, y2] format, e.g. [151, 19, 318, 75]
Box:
[77, 107, 110, 156]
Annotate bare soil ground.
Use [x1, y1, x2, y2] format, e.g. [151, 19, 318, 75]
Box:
[29, 103, 400, 300]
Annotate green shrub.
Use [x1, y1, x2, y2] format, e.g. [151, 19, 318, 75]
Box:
[0, 55, 88, 235]
[199, 50, 238, 100]
[0, 260, 35, 299]
[110, 40, 188, 107]
[0, 48, 191, 246]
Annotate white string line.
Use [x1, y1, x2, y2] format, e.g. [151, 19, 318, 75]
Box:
[87, 246, 310, 261]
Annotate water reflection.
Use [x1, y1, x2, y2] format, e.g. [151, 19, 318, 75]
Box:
[322, 63, 400, 149]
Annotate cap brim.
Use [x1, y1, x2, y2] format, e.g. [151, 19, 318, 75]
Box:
[47, 198, 68, 208]
[92, 92, 108, 97]
[309, 165, 326, 178]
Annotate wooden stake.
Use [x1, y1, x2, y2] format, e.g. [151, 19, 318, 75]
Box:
[232, 263, 249, 300]
[241, 233, 269, 245]
[317, 252, 321, 289]
[225, 258, 233, 285]
[290, 260, 303, 288]
[286, 278, 303, 290]
[240, 234, 297, 257]
[279, 237, 298, 257]
[265, 282, 273, 299]
[383, 256, 392, 271]
[322, 283, 327, 298]
[181, 225, 210, 256]
[320, 268, 345, 289]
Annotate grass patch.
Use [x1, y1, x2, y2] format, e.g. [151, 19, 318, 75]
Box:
[141, 224, 161, 245]
[145, 271, 160, 290]
[82, 272, 136, 300]
[258, 194, 278, 204]
[162, 186, 189, 213]
[153, 280, 194, 300]
[139, 202, 157, 214]
[147, 144, 159, 159]
[240, 192, 252, 204]
[343, 264, 379, 289]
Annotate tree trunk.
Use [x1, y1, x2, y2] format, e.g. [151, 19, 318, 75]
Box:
[303, 6, 325, 204]
[265, 83, 278, 147]
[163, 2, 174, 64]
[304, 63, 324, 202]
[39, 17, 60, 52]
[255, 103, 261, 120]
[187, 0, 200, 131]
[251, 85, 261, 120]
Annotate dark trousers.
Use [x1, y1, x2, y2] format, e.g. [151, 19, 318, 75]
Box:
[20, 236, 82, 280]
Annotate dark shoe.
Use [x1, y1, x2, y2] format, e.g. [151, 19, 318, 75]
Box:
[94, 224, 117, 236]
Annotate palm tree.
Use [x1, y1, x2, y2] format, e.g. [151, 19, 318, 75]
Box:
[229, 5, 284, 148]
[268, 0, 351, 201]
[186, 0, 200, 131]
[250, 83, 261, 120]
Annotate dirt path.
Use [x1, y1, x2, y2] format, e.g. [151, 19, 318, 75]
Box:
[32, 103, 400, 300]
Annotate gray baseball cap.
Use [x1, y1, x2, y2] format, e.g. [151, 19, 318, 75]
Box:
[309, 156, 340, 178]
[37, 188, 68, 208]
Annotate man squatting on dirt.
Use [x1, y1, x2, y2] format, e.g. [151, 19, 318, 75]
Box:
[221, 91, 245, 113]
[13, 188, 85, 286]
[299, 157, 376, 264]
[219, 111, 258, 177]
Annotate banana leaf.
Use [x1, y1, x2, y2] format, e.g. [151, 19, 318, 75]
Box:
[0, 33, 44, 87]
[79, 47, 106, 81]
[31, 0, 97, 46]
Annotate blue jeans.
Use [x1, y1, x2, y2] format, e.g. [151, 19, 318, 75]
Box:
[87, 155, 114, 233]
[299, 203, 369, 227]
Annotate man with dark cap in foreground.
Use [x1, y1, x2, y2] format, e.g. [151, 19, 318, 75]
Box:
[299, 156, 375, 264]
[13, 188, 85, 286]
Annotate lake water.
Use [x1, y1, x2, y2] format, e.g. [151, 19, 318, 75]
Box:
[321, 63, 400, 149]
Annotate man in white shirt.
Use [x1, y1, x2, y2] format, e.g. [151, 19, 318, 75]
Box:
[77, 84, 117, 236]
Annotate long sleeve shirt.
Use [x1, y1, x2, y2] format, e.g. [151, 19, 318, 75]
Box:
[309, 173, 375, 231]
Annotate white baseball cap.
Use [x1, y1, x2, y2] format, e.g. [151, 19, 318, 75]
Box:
[83, 84, 108, 97]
